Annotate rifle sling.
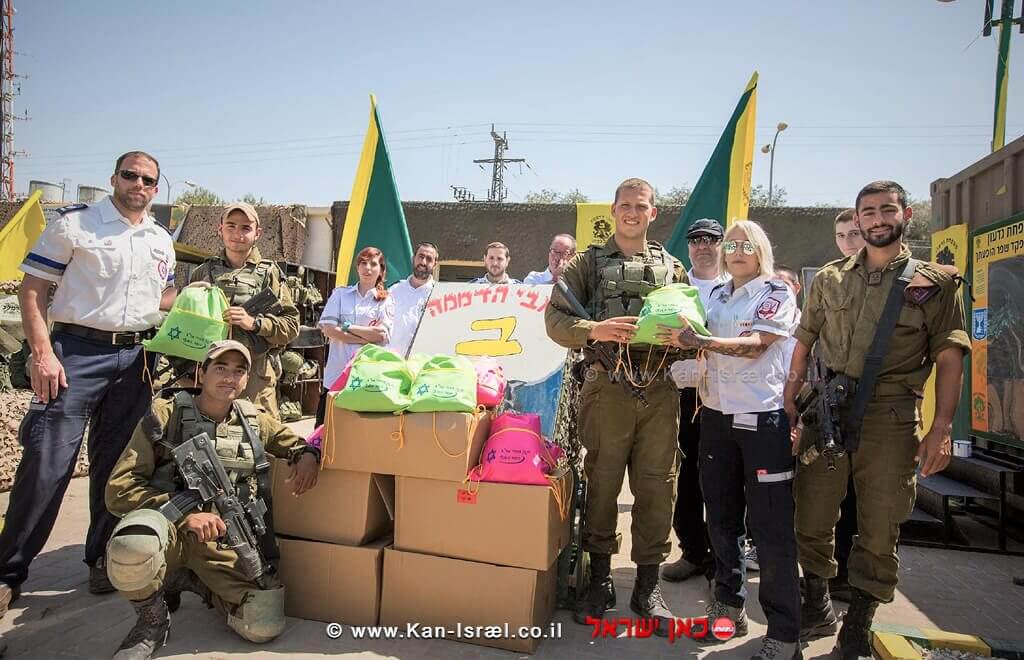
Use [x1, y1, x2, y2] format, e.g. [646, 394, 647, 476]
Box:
[845, 258, 919, 452]
[234, 401, 280, 565]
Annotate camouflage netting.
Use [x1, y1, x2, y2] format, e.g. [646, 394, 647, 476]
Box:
[551, 352, 582, 470]
[0, 390, 90, 492]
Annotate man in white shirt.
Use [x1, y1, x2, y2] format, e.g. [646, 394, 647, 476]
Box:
[388, 242, 438, 356]
[662, 218, 730, 585]
[0, 151, 176, 612]
[524, 234, 576, 285]
[470, 242, 520, 285]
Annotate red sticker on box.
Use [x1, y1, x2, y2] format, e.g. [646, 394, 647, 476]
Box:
[457, 489, 477, 504]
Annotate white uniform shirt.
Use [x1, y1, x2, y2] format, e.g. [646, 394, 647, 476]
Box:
[671, 269, 731, 389]
[469, 274, 521, 285]
[523, 268, 554, 285]
[318, 285, 395, 388]
[699, 276, 797, 415]
[19, 196, 175, 332]
[387, 276, 434, 357]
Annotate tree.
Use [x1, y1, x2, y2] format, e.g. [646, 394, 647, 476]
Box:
[656, 184, 692, 206]
[239, 193, 265, 206]
[749, 184, 787, 207]
[905, 196, 932, 242]
[523, 188, 590, 203]
[175, 186, 224, 206]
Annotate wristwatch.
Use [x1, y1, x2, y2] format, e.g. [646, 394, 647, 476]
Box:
[252, 317, 263, 334]
[341, 320, 352, 333]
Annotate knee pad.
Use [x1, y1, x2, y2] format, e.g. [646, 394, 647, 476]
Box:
[227, 586, 286, 643]
[106, 509, 170, 593]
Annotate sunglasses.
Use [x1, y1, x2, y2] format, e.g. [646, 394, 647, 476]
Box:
[723, 240, 756, 255]
[118, 169, 158, 188]
[687, 236, 721, 247]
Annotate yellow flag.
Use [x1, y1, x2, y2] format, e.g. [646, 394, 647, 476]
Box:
[0, 191, 47, 281]
[725, 72, 758, 227]
[920, 224, 969, 430]
[575, 202, 615, 250]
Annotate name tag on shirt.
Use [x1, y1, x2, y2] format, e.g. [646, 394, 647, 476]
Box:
[732, 412, 758, 431]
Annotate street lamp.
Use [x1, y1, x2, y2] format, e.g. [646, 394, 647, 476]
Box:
[161, 174, 197, 205]
[761, 121, 788, 206]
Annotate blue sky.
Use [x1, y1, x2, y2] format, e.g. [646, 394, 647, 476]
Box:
[11, 1, 1023, 207]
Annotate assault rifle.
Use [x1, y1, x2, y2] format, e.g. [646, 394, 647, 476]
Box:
[240, 287, 283, 318]
[795, 357, 853, 471]
[554, 280, 648, 406]
[158, 432, 269, 584]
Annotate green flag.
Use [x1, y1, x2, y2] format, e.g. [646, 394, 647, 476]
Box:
[335, 94, 413, 287]
[666, 73, 758, 268]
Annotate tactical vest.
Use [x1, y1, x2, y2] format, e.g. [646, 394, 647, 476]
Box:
[151, 391, 263, 499]
[204, 259, 275, 307]
[590, 241, 675, 320]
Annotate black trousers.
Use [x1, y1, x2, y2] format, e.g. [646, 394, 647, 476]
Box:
[700, 407, 800, 643]
[673, 388, 715, 577]
[0, 332, 154, 588]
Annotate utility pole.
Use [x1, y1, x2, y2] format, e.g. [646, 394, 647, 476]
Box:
[473, 124, 525, 203]
[984, 0, 1023, 151]
[0, 0, 27, 200]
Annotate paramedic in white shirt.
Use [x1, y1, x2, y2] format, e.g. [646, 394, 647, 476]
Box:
[470, 241, 520, 285]
[523, 234, 575, 285]
[0, 151, 176, 607]
[657, 220, 800, 658]
[315, 246, 394, 425]
[662, 218, 729, 586]
[388, 242, 438, 356]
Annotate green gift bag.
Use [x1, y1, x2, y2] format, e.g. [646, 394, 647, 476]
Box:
[143, 286, 230, 361]
[405, 354, 477, 413]
[406, 353, 429, 381]
[631, 283, 711, 346]
[333, 344, 413, 412]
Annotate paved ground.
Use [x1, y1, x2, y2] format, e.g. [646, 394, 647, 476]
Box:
[2, 469, 1022, 660]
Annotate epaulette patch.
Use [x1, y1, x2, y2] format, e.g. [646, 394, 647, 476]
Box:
[767, 279, 789, 292]
[56, 203, 87, 215]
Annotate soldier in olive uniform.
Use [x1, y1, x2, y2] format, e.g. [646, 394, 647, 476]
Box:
[545, 178, 688, 636]
[105, 340, 320, 659]
[189, 203, 300, 418]
[784, 181, 970, 660]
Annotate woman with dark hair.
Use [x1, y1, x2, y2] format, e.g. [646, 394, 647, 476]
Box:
[314, 246, 395, 425]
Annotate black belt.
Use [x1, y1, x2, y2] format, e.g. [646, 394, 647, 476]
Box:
[52, 322, 156, 346]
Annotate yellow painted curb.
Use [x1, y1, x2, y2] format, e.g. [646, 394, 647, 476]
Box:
[873, 632, 923, 660]
[918, 628, 991, 655]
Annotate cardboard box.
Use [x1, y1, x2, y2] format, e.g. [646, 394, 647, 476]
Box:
[395, 471, 572, 571]
[278, 536, 388, 626]
[271, 459, 393, 546]
[380, 549, 557, 654]
[323, 402, 491, 481]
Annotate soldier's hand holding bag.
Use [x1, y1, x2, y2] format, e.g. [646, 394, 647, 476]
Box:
[143, 286, 231, 361]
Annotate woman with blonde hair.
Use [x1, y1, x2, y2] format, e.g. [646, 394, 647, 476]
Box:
[658, 219, 801, 660]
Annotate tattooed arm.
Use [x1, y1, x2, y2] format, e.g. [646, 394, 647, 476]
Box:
[655, 319, 783, 358]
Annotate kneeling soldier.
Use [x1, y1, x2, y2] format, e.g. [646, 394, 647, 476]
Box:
[104, 340, 320, 659]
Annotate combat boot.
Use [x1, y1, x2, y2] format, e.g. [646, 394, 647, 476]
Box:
[752, 637, 803, 660]
[701, 599, 748, 643]
[800, 573, 838, 641]
[661, 556, 703, 582]
[834, 589, 879, 660]
[630, 564, 673, 637]
[0, 583, 19, 619]
[163, 569, 212, 613]
[112, 591, 171, 660]
[573, 553, 616, 625]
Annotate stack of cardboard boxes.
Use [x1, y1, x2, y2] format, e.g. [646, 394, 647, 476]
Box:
[273, 397, 571, 653]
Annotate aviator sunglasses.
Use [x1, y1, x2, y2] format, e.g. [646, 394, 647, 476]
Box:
[722, 239, 756, 255]
[118, 170, 159, 188]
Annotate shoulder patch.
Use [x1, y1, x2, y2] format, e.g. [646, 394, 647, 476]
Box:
[756, 297, 782, 319]
[56, 203, 88, 215]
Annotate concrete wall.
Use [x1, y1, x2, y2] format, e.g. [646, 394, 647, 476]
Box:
[330, 201, 846, 279]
